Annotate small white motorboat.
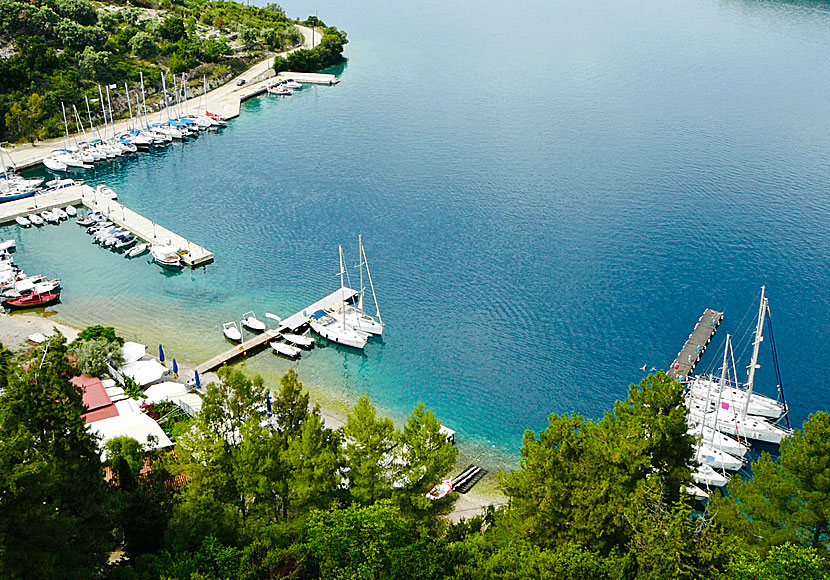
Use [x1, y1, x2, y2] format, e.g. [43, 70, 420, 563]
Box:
[426, 479, 453, 501]
[0, 240, 15, 252]
[41, 210, 58, 224]
[241, 311, 266, 332]
[126, 243, 150, 258]
[283, 79, 303, 90]
[96, 184, 118, 200]
[52, 207, 68, 220]
[281, 332, 315, 349]
[29, 213, 44, 226]
[64, 206, 77, 217]
[223, 321, 242, 342]
[150, 244, 183, 269]
[270, 340, 301, 359]
[15, 216, 31, 227]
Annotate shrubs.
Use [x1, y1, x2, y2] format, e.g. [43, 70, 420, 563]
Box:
[274, 26, 347, 74]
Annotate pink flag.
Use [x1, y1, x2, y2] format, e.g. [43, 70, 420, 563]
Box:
[721, 402, 730, 410]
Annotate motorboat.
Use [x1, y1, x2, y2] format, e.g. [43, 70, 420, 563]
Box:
[3, 290, 60, 309]
[95, 184, 118, 200]
[309, 309, 369, 349]
[270, 340, 301, 359]
[52, 207, 68, 220]
[150, 244, 183, 269]
[15, 216, 31, 227]
[29, 213, 44, 226]
[41, 210, 58, 224]
[281, 333, 315, 349]
[113, 235, 137, 250]
[223, 321, 242, 342]
[425, 479, 453, 501]
[241, 311, 266, 332]
[283, 79, 302, 90]
[65, 205, 76, 217]
[267, 84, 293, 96]
[0, 240, 15, 252]
[126, 243, 150, 258]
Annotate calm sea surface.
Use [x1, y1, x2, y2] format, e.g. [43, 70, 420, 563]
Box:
[5, 0, 830, 467]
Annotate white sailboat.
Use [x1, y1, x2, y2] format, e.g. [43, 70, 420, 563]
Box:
[309, 246, 370, 349]
[331, 235, 384, 335]
[686, 376, 784, 419]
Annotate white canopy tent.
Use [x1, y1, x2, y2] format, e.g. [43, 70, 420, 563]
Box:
[88, 412, 173, 456]
[120, 359, 168, 387]
[121, 342, 147, 364]
[142, 381, 188, 405]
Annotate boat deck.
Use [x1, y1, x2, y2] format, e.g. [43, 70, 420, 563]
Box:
[668, 308, 724, 380]
[194, 287, 358, 374]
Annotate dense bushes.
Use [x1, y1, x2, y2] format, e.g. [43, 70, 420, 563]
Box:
[274, 26, 347, 74]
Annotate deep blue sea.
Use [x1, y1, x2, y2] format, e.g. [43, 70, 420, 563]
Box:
[4, 0, 830, 467]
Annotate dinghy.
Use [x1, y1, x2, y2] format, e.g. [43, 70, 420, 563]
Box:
[222, 321, 242, 342]
[282, 333, 315, 349]
[126, 243, 150, 258]
[241, 311, 266, 332]
[65, 205, 76, 217]
[270, 341, 301, 359]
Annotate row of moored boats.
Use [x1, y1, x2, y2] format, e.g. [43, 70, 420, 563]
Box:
[0, 241, 62, 310]
[266, 78, 303, 96]
[222, 311, 315, 360]
[685, 286, 791, 498]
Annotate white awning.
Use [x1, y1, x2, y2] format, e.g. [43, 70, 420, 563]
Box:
[120, 359, 168, 387]
[121, 341, 146, 364]
[88, 412, 173, 455]
[142, 381, 188, 405]
[171, 393, 203, 417]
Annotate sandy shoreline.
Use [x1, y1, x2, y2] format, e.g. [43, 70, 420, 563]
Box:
[0, 311, 506, 520]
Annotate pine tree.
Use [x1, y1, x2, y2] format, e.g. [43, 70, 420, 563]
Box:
[344, 395, 398, 505]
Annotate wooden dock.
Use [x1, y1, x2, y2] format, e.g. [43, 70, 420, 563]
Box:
[194, 287, 358, 374]
[668, 308, 724, 380]
[78, 185, 213, 267]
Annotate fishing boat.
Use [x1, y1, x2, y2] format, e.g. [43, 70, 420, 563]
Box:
[241, 311, 266, 332]
[15, 216, 30, 227]
[270, 340, 301, 359]
[222, 321, 242, 342]
[3, 290, 61, 310]
[126, 243, 150, 258]
[150, 244, 183, 269]
[65, 205, 77, 217]
[281, 333, 315, 349]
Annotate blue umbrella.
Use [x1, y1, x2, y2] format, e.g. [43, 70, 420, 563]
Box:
[172, 358, 178, 375]
[158, 344, 165, 362]
[266, 392, 272, 416]
[194, 369, 201, 389]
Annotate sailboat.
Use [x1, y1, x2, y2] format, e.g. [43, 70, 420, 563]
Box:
[309, 245, 370, 349]
[688, 287, 792, 445]
[331, 235, 384, 335]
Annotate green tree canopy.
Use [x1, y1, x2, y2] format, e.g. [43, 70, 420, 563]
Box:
[344, 394, 398, 506]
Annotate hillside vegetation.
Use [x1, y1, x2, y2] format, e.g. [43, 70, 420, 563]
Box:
[0, 333, 828, 580]
[0, 0, 344, 144]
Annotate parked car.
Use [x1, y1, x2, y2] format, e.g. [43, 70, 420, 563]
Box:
[236, 79, 246, 86]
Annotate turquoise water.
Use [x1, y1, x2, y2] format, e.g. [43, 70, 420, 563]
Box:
[5, 0, 830, 466]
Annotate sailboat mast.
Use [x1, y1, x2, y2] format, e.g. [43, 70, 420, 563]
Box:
[105, 85, 115, 140]
[97, 85, 108, 140]
[139, 72, 149, 129]
[161, 73, 169, 123]
[124, 83, 134, 131]
[711, 335, 731, 448]
[339, 245, 347, 331]
[742, 286, 767, 420]
[85, 96, 98, 140]
[73, 105, 87, 141]
[60, 102, 70, 150]
[358, 234, 365, 311]
[362, 240, 382, 324]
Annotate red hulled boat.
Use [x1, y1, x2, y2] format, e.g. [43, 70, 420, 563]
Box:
[3, 291, 61, 309]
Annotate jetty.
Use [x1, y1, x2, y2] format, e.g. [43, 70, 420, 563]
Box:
[195, 287, 358, 374]
[668, 308, 723, 380]
[0, 184, 213, 268]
